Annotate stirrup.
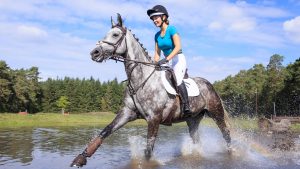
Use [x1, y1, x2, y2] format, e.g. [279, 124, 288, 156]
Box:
[182, 104, 192, 116]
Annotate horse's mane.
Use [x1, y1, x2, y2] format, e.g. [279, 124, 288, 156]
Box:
[128, 28, 152, 62]
[115, 15, 152, 62]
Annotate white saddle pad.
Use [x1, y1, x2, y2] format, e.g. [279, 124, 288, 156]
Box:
[161, 71, 200, 96]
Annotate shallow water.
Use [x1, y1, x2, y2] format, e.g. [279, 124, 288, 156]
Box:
[0, 125, 299, 169]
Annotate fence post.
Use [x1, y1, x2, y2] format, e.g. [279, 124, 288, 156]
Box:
[273, 102, 276, 117]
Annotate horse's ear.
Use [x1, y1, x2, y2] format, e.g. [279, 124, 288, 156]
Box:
[117, 13, 123, 27]
[111, 16, 116, 28]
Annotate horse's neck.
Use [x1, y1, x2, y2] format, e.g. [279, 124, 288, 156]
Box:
[124, 33, 158, 85]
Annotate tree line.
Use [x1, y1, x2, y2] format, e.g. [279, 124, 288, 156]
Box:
[0, 60, 125, 113]
[1, 54, 299, 116]
[213, 54, 300, 118]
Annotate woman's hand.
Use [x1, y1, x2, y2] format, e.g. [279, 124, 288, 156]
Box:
[157, 58, 169, 65]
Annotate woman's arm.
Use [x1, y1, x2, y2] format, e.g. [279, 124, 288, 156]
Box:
[166, 34, 181, 61]
[154, 42, 161, 62]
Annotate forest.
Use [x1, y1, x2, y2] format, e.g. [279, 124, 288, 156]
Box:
[214, 54, 299, 117]
[0, 54, 299, 117]
[0, 61, 125, 114]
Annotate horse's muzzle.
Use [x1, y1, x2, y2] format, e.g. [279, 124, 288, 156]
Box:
[90, 47, 104, 62]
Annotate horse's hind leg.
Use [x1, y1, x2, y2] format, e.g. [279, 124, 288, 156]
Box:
[215, 116, 231, 147]
[212, 107, 231, 148]
[186, 111, 205, 144]
[209, 105, 231, 148]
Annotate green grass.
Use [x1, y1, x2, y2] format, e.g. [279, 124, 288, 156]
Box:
[1, 113, 299, 132]
[291, 123, 300, 131]
[229, 117, 259, 131]
[0, 112, 146, 128]
[194, 117, 259, 131]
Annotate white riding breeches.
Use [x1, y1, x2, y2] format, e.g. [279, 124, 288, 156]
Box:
[170, 53, 187, 86]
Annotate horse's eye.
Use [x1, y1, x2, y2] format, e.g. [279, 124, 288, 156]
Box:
[112, 33, 119, 37]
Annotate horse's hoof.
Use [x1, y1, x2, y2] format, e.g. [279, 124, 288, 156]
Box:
[70, 154, 87, 167]
[227, 143, 237, 155]
[227, 148, 232, 154]
[144, 149, 152, 161]
[71, 164, 82, 168]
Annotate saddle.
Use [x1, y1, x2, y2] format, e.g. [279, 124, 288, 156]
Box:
[160, 66, 200, 97]
[164, 68, 189, 93]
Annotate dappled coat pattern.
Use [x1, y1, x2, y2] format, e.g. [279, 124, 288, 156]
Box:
[71, 14, 231, 167]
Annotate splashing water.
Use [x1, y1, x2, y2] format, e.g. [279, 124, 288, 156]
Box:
[128, 136, 146, 160]
[127, 126, 300, 169]
[180, 136, 202, 156]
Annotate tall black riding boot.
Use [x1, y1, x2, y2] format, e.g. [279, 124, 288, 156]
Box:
[178, 82, 191, 115]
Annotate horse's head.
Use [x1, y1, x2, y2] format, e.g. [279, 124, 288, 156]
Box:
[90, 14, 127, 62]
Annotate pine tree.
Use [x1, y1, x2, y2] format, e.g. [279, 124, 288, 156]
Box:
[261, 54, 286, 117]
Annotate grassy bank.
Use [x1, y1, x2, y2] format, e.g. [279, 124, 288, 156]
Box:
[1, 113, 299, 131]
[0, 112, 145, 128]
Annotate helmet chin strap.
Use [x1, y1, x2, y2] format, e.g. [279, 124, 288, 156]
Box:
[159, 15, 165, 28]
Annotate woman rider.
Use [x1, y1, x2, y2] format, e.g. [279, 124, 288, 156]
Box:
[147, 5, 191, 115]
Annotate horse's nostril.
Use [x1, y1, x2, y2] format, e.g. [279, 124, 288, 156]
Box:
[90, 48, 101, 57]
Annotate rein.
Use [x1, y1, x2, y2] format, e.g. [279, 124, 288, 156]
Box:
[110, 55, 157, 67]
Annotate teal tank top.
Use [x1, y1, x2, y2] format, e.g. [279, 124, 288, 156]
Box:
[155, 25, 181, 57]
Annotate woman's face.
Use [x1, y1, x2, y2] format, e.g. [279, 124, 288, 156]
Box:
[151, 15, 163, 27]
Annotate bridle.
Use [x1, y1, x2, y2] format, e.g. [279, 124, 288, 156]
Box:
[99, 25, 160, 98]
[100, 25, 157, 66]
[101, 25, 127, 58]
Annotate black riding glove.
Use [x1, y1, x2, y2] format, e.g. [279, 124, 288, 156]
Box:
[157, 58, 168, 65]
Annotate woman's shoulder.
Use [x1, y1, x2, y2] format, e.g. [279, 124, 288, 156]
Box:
[168, 25, 178, 35]
[168, 25, 177, 29]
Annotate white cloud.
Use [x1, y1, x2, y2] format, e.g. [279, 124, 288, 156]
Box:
[208, 21, 223, 30]
[236, 1, 290, 18]
[0, 21, 97, 78]
[212, 4, 257, 32]
[187, 55, 251, 82]
[17, 25, 48, 39]
[228, 20, 256, 32]
[162, 0, 290, 48]
[283, 16, 300, 43]
[187, 53, 271, 82]
[0, 0, 299, 83]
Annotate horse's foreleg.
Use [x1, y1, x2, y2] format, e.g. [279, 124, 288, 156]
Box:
[70, 107, 137, 167]
[144, 119, 160, 160]
[186, 111, 205, 144]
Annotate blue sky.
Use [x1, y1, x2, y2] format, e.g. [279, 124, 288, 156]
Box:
[1, 0, 299, 82]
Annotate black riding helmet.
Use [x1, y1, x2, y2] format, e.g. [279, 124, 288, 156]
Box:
[147, 5, 169, 19]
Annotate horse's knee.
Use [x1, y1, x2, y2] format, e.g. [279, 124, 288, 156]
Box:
[144, 149, 152, 160]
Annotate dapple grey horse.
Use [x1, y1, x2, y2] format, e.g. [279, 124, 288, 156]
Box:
[71, 14, 231, 167]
